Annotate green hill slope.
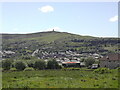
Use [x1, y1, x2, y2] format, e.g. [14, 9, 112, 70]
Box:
[1, 31, 119, 58]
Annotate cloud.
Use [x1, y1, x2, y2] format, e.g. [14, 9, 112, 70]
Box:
[109, 15, 118, 22]
[38, 5, 54, 13]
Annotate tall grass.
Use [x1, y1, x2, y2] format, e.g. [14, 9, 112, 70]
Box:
[2, 69, 118, 88]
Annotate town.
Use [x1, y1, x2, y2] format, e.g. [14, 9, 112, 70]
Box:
[1, 49, 120, 69]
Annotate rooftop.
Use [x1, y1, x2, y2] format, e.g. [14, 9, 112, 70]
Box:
[99, 53, 120, 61]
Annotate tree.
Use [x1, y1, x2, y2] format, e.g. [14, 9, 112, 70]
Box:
[2, 60, 12, 70]
[80, 58, 85, 62]
[47, 59, 60, 69]
[27, 61, 34, 67]
[33, 60, 46, 70]
[15, 61, 26, 71]
[85, 57, 95, 67]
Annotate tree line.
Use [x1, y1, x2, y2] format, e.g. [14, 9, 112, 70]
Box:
[2, 59, 62, 71]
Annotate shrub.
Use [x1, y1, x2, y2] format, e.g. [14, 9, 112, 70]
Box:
[33, 60, 46, 70]
[47, 59, 60, 69]
[93, 68, 111, 74]
[10, 68, 17, 71]
[2, 60, 12, 70]
[15, 61, 26, 71]
[117, 67, 120, 70]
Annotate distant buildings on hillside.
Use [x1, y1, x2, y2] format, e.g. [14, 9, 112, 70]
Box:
[1, 49, 120, 69]
[99, 53, 120, 69]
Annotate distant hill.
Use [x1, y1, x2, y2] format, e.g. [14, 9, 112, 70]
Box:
[1, 31, 119, 58]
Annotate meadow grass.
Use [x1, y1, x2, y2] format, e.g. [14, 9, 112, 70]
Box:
[2, 69, 119, 88]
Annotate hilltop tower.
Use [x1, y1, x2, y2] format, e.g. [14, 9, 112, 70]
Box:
[53, 29, 55, 32]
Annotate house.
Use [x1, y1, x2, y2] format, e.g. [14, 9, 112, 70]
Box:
[80, 62, 86, 67]
[91, 64, 99, 69]
[99, 53, 120, 69]
[62, 60, 80, 67]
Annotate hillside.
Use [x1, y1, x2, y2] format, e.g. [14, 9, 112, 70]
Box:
[1, 31, 119, 59]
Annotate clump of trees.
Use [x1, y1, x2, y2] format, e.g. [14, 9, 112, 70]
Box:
[2, 60, 12, 70]
[14, 61, 26, 71]
[47, 59, 61, 69]
[85, 57, 95, 67]
[33, 60, 46, 70]
[2, 59, 62, 71]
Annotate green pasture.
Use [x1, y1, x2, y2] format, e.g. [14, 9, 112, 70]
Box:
[2, 69, 119, 88]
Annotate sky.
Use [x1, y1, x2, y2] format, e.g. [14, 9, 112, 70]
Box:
[0, 2, 118, 37]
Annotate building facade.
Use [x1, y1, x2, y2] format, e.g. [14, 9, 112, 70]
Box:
[99, 53, 120, 69]
[62, 60, 80, 67]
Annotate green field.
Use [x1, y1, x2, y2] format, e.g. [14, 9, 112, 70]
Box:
[2, 69, 119, 88]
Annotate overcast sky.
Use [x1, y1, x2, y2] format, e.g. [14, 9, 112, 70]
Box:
[1, 2, 118, 37]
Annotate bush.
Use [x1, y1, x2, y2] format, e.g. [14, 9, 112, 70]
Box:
[33, 60, 46, 70]
[15, 61, 26, 71]
[117, 67, 120, 70]
[47, 59, 60, 69]
[2, 60, 12, 70]
[93, 68, 111, 74]
[10, 68, 17, 71]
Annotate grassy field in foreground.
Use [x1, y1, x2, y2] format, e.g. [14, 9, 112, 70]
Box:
[2, 69, 119, 88]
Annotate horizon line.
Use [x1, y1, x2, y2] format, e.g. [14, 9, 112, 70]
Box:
[0, 31, 118, 38]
